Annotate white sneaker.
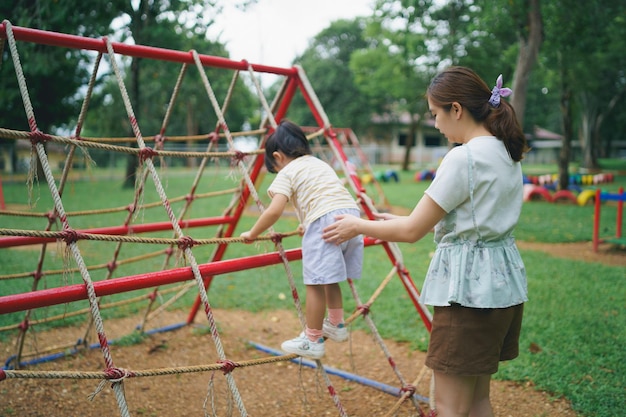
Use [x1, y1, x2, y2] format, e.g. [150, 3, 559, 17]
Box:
[322, 318, 348, 342]
[281, 333, 325, 359]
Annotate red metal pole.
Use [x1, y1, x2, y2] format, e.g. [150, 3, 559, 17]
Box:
[0, 215, 234, 248]
[617, 187, 624, 238]
[0, 22, 296, 77]
[0, 248, 303, 314]
[593, 188, 601, 252]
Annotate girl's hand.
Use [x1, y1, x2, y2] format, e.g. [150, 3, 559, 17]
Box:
[240, 231, 255, 243]
[322, 214, 360, 245]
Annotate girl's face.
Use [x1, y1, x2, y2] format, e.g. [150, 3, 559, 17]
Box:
[428, 98, 462, 144]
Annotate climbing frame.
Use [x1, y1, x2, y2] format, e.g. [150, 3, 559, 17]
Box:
[0, 20, 432, 417]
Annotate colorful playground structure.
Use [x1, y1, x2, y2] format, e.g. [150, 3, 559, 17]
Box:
[593, 187, 625, 252]
[521, 173, 615, 206]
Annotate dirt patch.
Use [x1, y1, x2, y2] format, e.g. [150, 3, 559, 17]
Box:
[3, 240, 622, 416]
[516, 240, 626, 267]
[2, 308, 578, 417]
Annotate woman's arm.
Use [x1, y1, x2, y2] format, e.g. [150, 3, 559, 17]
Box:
[240, 194, 289, 241]
[322, 194, 446, 244]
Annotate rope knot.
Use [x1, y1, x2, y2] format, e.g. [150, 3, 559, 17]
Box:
[218, 359, 239, 375]
[154, 134, 166, 148]
[107, 261, 117, 273]
[232, 150, 246, 164]
[139, 146, 157, 163]
[103, 367, 131, 382]
[185, 194, 195, 203]
[400, 384, 416, 395]
[357, 303, 371, 316]
[207, 132, 219, 143]
[89, 367, 133, 401]
[60, 229, 79, 245]
[0, 369, 6, 382]
[18, 319, 29, 331]
[45, 211, 57, 222]
[177, 236, 196, 251]
[270, 233, 283, 244]
[29, 129, 51, 145]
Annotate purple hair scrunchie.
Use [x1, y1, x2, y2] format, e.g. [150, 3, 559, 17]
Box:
[488, 74, 513, 107]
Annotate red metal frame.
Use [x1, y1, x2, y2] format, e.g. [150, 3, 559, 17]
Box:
[0, 22, 431, 333]
[593, 187, 624, 252]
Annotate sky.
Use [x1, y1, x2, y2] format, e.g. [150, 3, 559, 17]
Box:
[207, 0, 374, 69]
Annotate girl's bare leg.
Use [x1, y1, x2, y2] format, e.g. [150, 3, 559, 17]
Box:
[305, 285, 326, 331]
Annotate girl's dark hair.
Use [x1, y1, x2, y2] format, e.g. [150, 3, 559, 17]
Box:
[264, 120, 312, 173]
[427, 66, 529, 161]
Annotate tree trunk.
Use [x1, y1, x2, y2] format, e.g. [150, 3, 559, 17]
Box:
[511, 0, 543, 127]
[402, 116, 416, 171]
[593, 86, 626, 161]
[186, 100, 197, 168]
[123, 0, 150, 189]
[123, 56, 140, 189]
[558, 79, 573, 191]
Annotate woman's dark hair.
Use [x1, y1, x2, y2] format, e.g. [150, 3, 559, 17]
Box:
[426, 66, 529, 161]
[264, 120, 312, 173]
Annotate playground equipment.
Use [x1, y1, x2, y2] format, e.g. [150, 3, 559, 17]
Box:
[522, 183, 621, 207]
[593, 187, 625, 252]
[0, 21, 433, 417]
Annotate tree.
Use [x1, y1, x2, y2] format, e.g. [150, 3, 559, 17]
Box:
[541, 0, 626, 189]
[91, 0, 258, 187]
[0, 0, 126, 173]
[287, 18, 372, 131]
[351, 0, 436, 171]
[82, 18, 258, 169]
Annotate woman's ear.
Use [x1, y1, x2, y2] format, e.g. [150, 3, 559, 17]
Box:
[451, 102, 463, 119]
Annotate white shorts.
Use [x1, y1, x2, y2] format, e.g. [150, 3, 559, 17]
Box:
[301, 208, 364, 285]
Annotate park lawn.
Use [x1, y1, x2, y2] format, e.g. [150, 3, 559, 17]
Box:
[0, 165, 624, 417]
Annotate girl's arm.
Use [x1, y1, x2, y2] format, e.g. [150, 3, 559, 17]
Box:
[240, 194, 289, 241]
[322, 194, 446, 244]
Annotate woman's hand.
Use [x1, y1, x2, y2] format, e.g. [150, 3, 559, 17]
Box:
[373, 211, 398, 221]
[322, 214, 361, 244]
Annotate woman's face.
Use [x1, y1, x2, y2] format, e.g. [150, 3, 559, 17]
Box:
[428, 98, 461, 144]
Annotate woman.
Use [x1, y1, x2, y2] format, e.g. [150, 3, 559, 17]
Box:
[322, 66, 529, 417]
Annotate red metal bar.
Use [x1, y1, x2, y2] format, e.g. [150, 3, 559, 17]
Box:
[617, 187, 624, 238]
[0, 238, 382, 315]
[0, 22, 296, 77]
[593, 188, 601, 252]
[0, 248, 303, 314]
[0, 216, 234, 248]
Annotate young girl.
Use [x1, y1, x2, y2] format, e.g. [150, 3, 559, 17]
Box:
[322, 67, 529, 416]
[240, 120, 363, 360]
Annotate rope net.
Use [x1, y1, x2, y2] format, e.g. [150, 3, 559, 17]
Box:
[0, 21, 433, 417]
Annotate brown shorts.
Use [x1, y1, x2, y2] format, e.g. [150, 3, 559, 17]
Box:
[425, 303, 524, 375]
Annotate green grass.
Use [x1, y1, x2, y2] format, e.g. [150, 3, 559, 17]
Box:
[0, 165, 624, 417]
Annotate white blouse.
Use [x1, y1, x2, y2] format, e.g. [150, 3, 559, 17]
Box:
[421, 137, 528, 308]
